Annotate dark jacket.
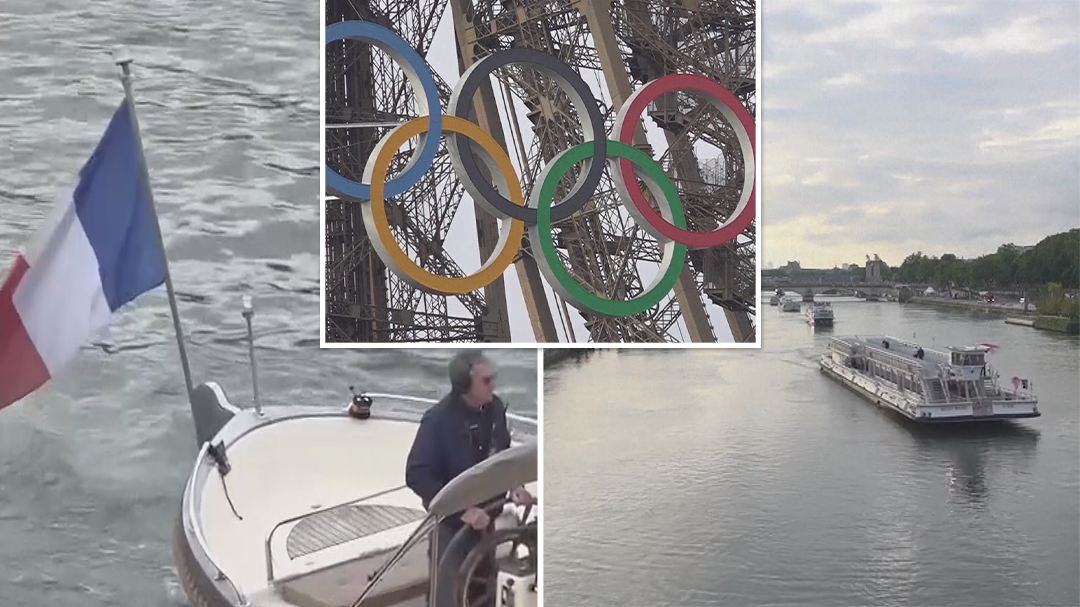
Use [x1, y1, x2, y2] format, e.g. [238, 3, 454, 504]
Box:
[405, 392, 512, 515]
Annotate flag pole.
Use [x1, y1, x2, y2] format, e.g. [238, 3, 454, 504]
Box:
[112, 48, 195, 399]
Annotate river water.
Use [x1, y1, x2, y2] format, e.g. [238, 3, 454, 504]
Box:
[0, 2, 537, 606]
[543, 297, 1079, 607]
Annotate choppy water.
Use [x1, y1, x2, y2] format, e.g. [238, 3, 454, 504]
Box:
[0, 2, 537, 606]
[544, 298, 1079, 607]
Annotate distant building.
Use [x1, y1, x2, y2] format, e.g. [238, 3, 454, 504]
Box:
[866, 256, 885, 282]
[780, 261, 801, 274]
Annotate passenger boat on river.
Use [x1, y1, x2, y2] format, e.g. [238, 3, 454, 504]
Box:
[805, 302, 834, 326]
[819, 335, 1039, 423]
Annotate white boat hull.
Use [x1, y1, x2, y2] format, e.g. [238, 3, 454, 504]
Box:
[175, 383, 537, 607]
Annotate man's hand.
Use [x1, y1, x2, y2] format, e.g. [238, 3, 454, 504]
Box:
[461, 506, 490, 530]
[510, 486, 533, 506]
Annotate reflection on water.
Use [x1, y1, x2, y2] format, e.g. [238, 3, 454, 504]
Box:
[544, 300, 1078, 607]
[908, 423, 1042, 509]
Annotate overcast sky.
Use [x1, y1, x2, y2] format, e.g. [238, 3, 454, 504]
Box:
[761, 0, 1079, 270]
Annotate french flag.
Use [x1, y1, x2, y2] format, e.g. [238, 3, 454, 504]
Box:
[0, 100, 167, 411]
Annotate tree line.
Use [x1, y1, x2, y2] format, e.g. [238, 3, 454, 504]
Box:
[893, 229, 1079, 290]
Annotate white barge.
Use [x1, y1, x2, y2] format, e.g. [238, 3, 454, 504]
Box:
[819, 335, 1040, 423]
[805, 301, 834, 326]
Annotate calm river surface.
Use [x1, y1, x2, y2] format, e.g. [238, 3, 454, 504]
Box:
[544, 298, 1079, 607]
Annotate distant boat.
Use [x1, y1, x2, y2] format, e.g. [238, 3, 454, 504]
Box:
[805, 301, 834, 326]
[819, 335, 1039, 423]
[780, 297, 800, 312]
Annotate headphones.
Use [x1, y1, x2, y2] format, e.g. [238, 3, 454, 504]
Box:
[449, 350, 489, 395]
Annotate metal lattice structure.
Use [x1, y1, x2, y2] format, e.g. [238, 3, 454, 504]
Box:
[325, 0, 506, 342]
[324, 0, 756, 342]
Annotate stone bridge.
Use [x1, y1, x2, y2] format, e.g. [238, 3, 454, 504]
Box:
[762, 280, 915, 302]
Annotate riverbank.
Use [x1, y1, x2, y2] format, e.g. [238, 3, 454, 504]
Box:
[543, 348, 596, 366]
[908, 295, 1034, 316]
[1034, 315, 1080, 334]
[1006, 315, 1079, 334]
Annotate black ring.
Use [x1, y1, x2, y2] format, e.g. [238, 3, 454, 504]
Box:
[447, 48, 607, 224]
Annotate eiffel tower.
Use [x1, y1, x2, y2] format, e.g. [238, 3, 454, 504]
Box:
[325, 0, 756, 342]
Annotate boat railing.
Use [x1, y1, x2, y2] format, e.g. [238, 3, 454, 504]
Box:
[886, 335, 958, 363]
[365, 392, 538, 432]
[863, 346, 926, 377]
[262, 427, 539, 587]
[828, 337, 856, 354]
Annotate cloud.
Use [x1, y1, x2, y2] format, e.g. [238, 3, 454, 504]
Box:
[823, 72, 864, 88]
[978, 116, 1080, 152]
[939, 14, 1075, 57]
[762, 0, 1080, 268]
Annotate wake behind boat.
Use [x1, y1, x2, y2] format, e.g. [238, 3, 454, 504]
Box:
[819, 335, 1039, 423]
[174, 302, 538, 607]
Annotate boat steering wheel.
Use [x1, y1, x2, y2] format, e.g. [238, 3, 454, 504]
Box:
[436, 498, 537, 607]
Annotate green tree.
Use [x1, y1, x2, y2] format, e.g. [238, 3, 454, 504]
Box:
[897, 229, 1078, 291]
[1035, 282, 1079, 317]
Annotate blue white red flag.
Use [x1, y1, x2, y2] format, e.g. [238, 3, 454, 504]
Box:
[0, 100, 166, 410]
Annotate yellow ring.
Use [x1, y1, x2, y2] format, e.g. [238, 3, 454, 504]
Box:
[362, 115, 526, 294]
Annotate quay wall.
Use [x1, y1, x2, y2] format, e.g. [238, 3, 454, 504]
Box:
[908, 296, 1034, 316]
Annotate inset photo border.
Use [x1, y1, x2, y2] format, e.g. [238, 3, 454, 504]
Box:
[320, 0, 761, 348]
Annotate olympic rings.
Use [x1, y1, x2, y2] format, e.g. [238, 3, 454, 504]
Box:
[530, 140, 688, 317]
[325, 21, 442, 201]
[447, 48, 606, 223]
[325, 20, 756, 318]
[362, 115, 525, 295]
[612, 73, 756, 249]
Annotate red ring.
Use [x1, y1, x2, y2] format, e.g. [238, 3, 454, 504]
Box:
[615, 73, 756, 248]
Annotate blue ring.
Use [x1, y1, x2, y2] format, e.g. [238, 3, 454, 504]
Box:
[324, 21, 442, 200]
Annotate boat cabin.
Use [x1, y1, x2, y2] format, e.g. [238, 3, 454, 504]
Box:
[946, 346, 988, 381]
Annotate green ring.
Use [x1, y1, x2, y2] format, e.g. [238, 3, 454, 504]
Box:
[530, 139, 687, 317]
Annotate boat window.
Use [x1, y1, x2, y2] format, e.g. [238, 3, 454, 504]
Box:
[959, 354, 983, 366]
[952, 352, 961, 365]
